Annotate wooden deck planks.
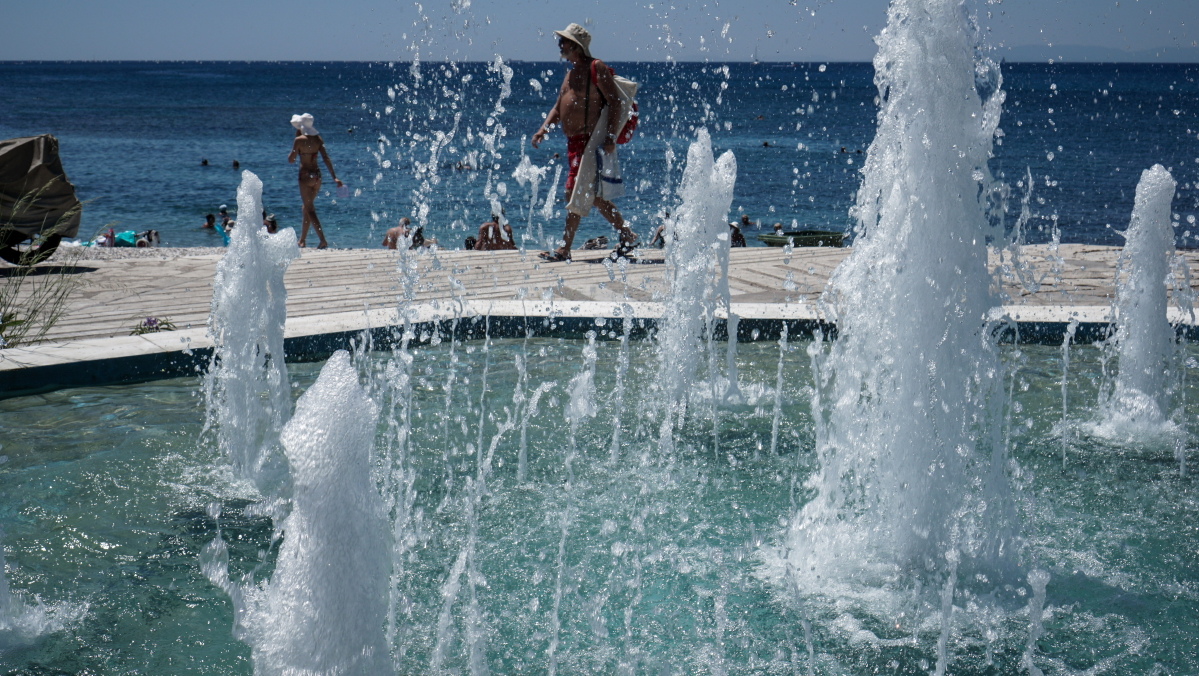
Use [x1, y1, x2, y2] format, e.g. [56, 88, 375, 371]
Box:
[9, 242, 1199, 345]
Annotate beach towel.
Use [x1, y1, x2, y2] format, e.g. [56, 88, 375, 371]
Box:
[565, 106, 626, 216]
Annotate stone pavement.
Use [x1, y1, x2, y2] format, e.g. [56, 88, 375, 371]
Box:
[15, 242, 1199, 345]
[2, 242, 1197, 392]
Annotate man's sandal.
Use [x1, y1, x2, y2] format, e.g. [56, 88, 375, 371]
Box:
[538, 250, 571, 263]
[610, 241, 639, 260]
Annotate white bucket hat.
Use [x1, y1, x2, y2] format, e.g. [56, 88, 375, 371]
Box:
[554, 23, 592, 58]
[293, 113, 319, 136]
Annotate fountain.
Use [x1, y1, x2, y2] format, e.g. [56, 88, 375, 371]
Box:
[1088, 165, 1186, 441]
[203, 351, 390, 676]
[200, 173, 395, 674]
[652, 128, 737, 454]
[203, 171, 300, 495]
[5, 3, 1199, 675]
[187, 4, 1189, 673]
[782, 0, 1016, 582]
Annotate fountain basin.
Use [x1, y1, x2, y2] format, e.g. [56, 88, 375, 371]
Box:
[0, 337, 1196, 674]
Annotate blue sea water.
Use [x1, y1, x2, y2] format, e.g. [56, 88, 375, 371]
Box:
[1, 60, 1197, 249]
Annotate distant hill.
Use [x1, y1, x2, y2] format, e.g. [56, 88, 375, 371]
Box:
[999, 44, 1199, 63]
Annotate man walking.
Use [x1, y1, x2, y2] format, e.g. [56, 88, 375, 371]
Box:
[532, 23, 637, 262]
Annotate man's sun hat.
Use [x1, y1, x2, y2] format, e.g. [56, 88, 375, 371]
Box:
[298, 113, 319, 136]
[554, 23, 591, 58]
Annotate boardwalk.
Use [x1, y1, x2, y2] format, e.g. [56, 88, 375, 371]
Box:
[2, 241, 1198, 393]
[15, 242, 1196, 346]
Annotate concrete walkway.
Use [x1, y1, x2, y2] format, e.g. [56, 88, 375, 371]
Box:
[2, 242, 1197, 393]
[19, 242, 1199, 343]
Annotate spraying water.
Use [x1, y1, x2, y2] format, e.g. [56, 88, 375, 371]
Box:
[783, 0, 1016, 588]
[769, 322, 788, 457]
[609, 305, 634, 463]
[1089, 165, 1182, 440]
[1060, 317, 1079, 466]
[512, 153, 548, 249]
[0, 528, 85, 651]
[546, 332, 599, 676]
[204, 171, 300, 493]
[653, 128, 736, 454]
[203, 351, 390, 676]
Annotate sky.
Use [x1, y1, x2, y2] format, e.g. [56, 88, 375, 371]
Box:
[1, 0, 1196, 62]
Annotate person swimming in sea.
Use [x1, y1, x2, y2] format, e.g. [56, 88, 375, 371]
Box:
[287, 113, 342, 249]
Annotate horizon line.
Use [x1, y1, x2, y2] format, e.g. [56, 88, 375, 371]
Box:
[3, 58, 1198, 65]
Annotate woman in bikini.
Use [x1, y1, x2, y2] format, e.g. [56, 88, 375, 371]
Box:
[287, 113, 342, 249]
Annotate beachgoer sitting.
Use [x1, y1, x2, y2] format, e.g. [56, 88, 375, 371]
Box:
[649, 211, 670, 248]
[382, 217, 412, 249]
[729, 222, 746, 248]
[474, 213, 517, 251]
[772, 222, 783, 234]
[135, 230, 160, 247]
[649, 225, 665, 248]
[383, 218, 435, 250]
[411, 227, 435, 248]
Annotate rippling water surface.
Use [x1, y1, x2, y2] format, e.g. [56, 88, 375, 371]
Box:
[2, 61, 1197, 248]
[0, 339, 1195, 674]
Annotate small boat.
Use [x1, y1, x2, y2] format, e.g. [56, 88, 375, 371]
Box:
[756, 229, 844, 248]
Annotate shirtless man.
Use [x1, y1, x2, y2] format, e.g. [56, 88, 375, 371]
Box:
[382, 217, 412, 249]
[532, 23, 637, 262]
[475, 212, 517, 251]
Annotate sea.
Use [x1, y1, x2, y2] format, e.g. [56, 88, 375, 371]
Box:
[1, 60, 1197, 249]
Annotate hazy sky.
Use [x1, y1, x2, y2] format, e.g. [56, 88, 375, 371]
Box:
[2, 0, 1196, 62]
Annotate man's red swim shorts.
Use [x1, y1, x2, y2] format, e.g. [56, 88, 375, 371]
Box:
[564, 133, 590, 194]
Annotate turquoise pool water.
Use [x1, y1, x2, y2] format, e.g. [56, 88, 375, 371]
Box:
[0, 338, 1195, 674]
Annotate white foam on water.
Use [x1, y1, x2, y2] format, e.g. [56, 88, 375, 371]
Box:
[204, 170, 300, 494]
[1085, 165, 1184, 443]
[205, 351, 390, 676]
[0, 538, 87, 651]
